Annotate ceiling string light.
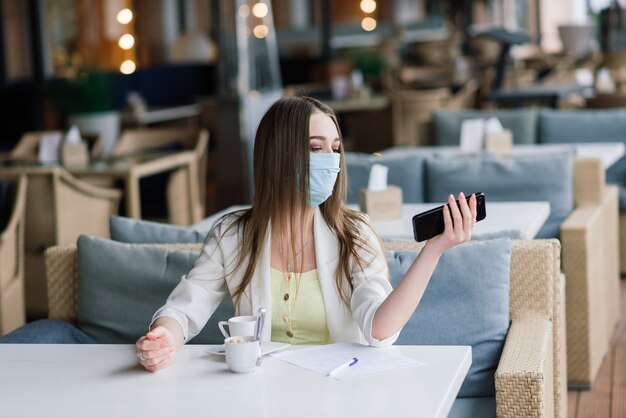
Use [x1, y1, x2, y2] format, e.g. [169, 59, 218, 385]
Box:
[360, 0, 377, 32]
[117, 5, 136, 74]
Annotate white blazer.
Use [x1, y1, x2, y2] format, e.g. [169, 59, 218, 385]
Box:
[153, 207, 399, 347]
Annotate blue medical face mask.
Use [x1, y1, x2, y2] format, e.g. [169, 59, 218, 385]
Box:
[308, 153, 341, 207]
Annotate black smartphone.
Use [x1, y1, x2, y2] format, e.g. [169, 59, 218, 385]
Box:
[412, 192, 486, 242]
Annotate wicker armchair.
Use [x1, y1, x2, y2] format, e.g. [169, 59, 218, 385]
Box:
[112, 128, 209, 224]
[45, 239, 563, 417]
[0, 167, 121, 319]
[560, 157, 621, 388]
[387, 80, 478, 147]
[0, 175, 27, 335]
[384, 239, 565, 418]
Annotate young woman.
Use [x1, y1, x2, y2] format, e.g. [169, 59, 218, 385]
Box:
[136, 96, 477, 371]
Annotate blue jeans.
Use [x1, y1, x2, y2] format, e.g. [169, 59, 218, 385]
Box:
[0, 319, 95, 344]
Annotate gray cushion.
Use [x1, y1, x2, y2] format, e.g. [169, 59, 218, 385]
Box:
[448, 397, 496, 418]
[538, 108, 626, 144]
[77, 235, 234, 344]
[424, 151, 574, 238]
[344, 152, 425, 204]
[472, 229, 524, 241]
[432, 109, 538, 146]
[539, 108, 626, 185]
[387, 238, 512, 397]
[110, 216, 206, 243]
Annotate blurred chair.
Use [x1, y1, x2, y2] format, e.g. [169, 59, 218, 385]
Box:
[388, 79, 478, 146]
[0, 175, 27, 335]
[0, 167, 121, 319]
[111, 128, 209, 224]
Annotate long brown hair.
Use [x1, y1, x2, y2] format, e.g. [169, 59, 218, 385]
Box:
[217, 96, 382, 307]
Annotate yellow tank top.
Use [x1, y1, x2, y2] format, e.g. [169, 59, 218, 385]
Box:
[270, 268, 331, 345]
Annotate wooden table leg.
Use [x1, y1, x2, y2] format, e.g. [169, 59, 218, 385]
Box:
[125, 172, 141, 219]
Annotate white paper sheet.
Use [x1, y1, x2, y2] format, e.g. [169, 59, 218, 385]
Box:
[269, 342, 424, 381]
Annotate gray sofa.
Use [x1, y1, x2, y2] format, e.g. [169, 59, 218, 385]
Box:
[345, 149, 575, 239]
[431, 108, 626, 274]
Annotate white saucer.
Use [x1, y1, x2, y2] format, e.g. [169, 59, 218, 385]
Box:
[205, 341, 290, 356]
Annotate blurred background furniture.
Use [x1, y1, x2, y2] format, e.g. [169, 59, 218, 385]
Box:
[585, 93, 626, 108]
[0, 175, 27, 335]
[470, 26, 586, 109]
[387, 79, 478, 147]
[111, 128, 209, 224]
[3, 131, 104, 161]
[0, 167, 121, 320]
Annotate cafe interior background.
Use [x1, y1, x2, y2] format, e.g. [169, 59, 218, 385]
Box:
[4, 0, 615, 211]
[1, 1, 626, 417]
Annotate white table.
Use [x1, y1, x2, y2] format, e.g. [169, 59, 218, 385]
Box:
[0, 344, 471, 418]
[194, 201, 550, 240]
[382, 142, 626, 169]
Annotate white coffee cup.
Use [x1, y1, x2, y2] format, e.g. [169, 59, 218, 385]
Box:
[224, 336, 261, 373]
[218, 315, 257, 339]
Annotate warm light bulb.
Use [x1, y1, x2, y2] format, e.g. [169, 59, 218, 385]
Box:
[238, 4, 250, 17]
[252, 2, 269, 18]
[117, 8, 133, 24]
[361, 17, 377, 31]
[253, 24, 269, 38]
[118, 34, 135, 50]
[360, 0, 376, 14]
[120, 60, 136, 74]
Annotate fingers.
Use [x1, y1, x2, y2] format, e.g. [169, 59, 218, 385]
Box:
[426, 192, 475, 253]
[144, 354, 174, 372]
[136, 327, 176, 371]
[147, 326, 167, 340]
[136, 335, 167, 351]
[136, 344, 176, 371]
[447, 194, 463, 235]
[457, 192, 473, 236]
[443, 193, 474, 243]
[469, 193, 478, 224]
[442, 200, 452, 232]
[137, 326, 173, 351]
[139, 347, 176, 372]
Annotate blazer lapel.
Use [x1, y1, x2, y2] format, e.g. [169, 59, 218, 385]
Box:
[314, 208, 354, 341]
[245, 224, 273, 341]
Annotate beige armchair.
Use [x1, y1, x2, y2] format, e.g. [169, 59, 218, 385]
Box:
[45, 239, 564, 417]
[0, 175, 27, 335]
[561, 157, 621, 387]
[0, 167, 121, 319]
[385, 239, 566, 418]
[112, 128, 210, 224]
